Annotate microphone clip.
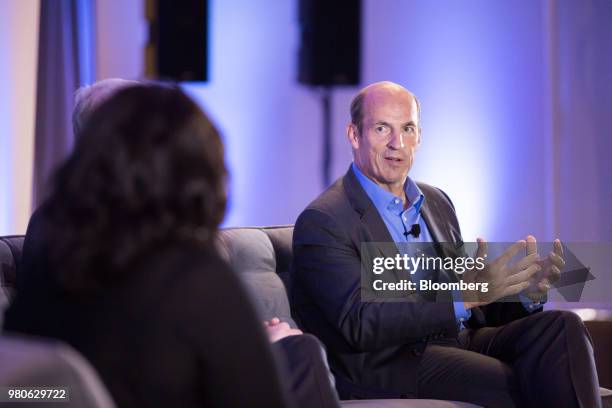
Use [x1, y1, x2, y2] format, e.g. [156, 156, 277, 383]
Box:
[403, 223, 421, 239]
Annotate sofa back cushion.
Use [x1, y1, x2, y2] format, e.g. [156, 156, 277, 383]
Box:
[0, 236, 24, 326]
[261, 226, 294, 292]
[217, 226, 296, 327]
[1, 227, 297, 328]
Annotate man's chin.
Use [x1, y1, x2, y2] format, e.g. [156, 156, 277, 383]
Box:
[377, 174, 409, 189]
[382, 169, 410, 182]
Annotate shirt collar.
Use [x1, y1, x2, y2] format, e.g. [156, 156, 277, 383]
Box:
[352, 162, 425, 214]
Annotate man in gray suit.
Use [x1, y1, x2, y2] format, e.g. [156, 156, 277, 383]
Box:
[292, 81, 600, 407]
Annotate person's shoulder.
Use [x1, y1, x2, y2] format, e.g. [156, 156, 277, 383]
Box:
[416, 181, 456, 210]
[138, 244, 232, 285]
[415, 181, 446, 197]
[300, 175, 352, 219]
[145, 244, 239, 305]
[169, 244, 231, 276]
[293, 175, 358, 245]
[23, 202, 51, 245]
[17, 202, 54, 291]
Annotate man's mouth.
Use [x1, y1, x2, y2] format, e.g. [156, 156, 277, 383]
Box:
[385, 157, 403, 162]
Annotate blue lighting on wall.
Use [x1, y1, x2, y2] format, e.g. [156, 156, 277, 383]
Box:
[75, 0, 96, 86]
[362, 0, 551, 241]
[181, 0, 554, 238]
[4, 0, 604, 244]
[182, 0, 309, 227]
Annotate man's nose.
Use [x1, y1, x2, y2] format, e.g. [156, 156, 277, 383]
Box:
[387, 130, 405, 150]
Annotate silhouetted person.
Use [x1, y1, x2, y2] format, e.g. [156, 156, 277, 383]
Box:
[5, 83, 295, 407]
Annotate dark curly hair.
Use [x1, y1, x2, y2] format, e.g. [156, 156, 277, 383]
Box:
[45, 83, 227, 293]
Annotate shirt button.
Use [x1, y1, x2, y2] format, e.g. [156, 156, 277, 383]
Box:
[394, 198, 400, 204]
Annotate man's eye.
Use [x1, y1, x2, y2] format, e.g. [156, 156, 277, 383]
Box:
[375, 126, 387, 133]
[404, 126, 416, 134]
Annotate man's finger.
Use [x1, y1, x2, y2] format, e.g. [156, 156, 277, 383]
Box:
[504, 281, 530, 297]
[513, 252, 539, 272]
[526, 235, 537, 258]
[554, 239, 564, 257]
[549, 252, 565, 269]
[507, 263, 541, 286]
[527, 291, 547, 303]
[499, 240, 527, 265]
[538, 279, 551, 292]
[548, 265, 561, 283]
[475, 237, 488, 260]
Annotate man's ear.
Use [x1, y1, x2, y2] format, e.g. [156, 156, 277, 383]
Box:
[416, 127, 422, 147]
[347, 123, 360, 150]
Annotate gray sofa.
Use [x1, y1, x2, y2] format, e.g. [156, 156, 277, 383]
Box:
[2, 229, 610, 407]
[0, 230, 477, 407]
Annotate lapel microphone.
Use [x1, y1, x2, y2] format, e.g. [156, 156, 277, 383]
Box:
[403, 223, 421, 239]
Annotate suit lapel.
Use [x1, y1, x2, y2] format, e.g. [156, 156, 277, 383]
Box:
[420, 194, 448, 244]
[419, 185, 463, 287]
[343, 166, 397, 259]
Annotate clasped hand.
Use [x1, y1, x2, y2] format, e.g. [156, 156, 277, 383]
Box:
[463, 236, 564, 309]
[263, 317, 303, 343]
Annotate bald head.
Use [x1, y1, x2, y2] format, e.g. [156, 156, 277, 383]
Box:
[350, 81, 420, 133]
[346, 81, 422, 196]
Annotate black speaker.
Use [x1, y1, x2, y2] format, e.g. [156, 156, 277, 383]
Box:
[146, 0, 208, 82]
[298, 0, 361, 86]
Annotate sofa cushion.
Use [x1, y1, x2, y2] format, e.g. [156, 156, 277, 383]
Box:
[262, 226, 294, 294]
[0, 236, 24, 327]
[218, 228, 296, 327]
[0, 236, 24, 299]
